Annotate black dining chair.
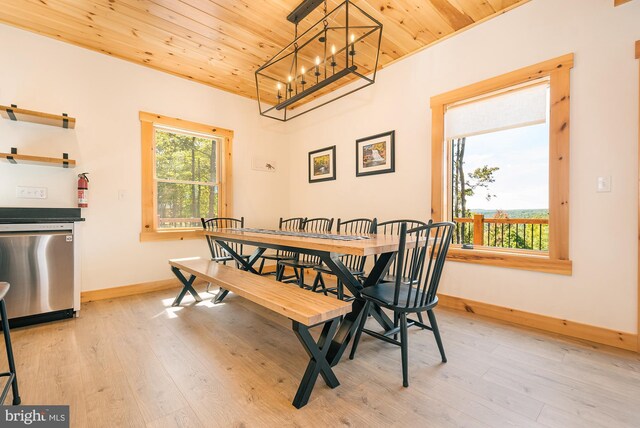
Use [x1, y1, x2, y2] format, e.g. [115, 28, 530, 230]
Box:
[258, 217, 306, 277]
[375, 219, 428, 283]
[311, 218, 377, 300]
[201, 217, 250, 290]
[276, 217, 334, 289]
[349, 221, 455, 387]
[363, 219, 430, 331]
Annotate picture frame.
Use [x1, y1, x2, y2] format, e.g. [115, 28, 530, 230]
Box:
[308, 145, 336, 183]
[251, 156, 277, 172]
[356, 130, 395, 177]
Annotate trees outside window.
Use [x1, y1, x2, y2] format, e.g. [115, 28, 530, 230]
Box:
[154, 129, 220, 229]
[140, 112, 233, 241]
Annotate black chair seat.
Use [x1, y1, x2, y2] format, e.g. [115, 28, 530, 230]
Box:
[280, 259, 321, 269]
[313, 264, 364, 276]
[361, 284, 438, 312]
[261, 253, 296, 261]
[361, 274, 418, 285]
[212, 254, 250, 263]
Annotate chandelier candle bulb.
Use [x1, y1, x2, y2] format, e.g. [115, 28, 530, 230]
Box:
[287, 75, 293, 98]
[350, 33, 356, 60]
[301, 66, 307, 89]
[331, 45, 337, 73]
[315, 56, 321, 82]
[277, 82, 282, 101]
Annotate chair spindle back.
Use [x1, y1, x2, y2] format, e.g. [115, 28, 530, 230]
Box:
[201, 217, 245, 261]
[298, 217, 334, 265]
[392, 221, 455, 309]
[337, 218, 377, 272]
[376, 219, 428, 277]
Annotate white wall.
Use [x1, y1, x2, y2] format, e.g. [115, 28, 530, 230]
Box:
[2, 0, 639, 334]
[0, 24, 289, 291]
[286, 0, 640, 333]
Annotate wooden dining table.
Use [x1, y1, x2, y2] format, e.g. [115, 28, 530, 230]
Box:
[200, 227, 413, 368]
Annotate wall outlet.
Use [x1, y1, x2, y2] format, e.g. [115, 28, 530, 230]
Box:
[16, 186, 48, 199]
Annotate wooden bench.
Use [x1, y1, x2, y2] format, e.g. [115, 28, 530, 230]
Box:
[168, 257, 352, 408]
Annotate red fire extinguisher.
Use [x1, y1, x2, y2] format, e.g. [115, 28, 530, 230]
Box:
[78, 173, 89, 208]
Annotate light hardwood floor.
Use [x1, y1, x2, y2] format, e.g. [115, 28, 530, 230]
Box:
[5, 285, 640, 428]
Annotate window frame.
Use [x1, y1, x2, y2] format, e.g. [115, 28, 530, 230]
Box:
[634, 40, 639, 352]
[139, 111, 233, 242]
[430, 54, 573, 275]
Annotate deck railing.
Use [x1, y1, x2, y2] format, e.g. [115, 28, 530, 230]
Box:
[158, 217, 203, 229]
[453, 214, 549, 251]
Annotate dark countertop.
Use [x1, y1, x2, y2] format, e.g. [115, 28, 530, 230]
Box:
[0, 208, 85, 223]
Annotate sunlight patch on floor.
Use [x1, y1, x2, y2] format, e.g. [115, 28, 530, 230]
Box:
[160, 293, 225, 318]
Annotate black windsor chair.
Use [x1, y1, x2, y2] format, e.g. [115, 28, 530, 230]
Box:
[276, 217, 334, 289]
[349, 221, 455, 387]
[257, 217, 306, 277]
[311, 218, 377, 300]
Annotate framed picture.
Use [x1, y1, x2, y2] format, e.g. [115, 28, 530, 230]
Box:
[251, 156, 277, 172]
[356, 131, 395, 177]
[308, 145, 336, 183]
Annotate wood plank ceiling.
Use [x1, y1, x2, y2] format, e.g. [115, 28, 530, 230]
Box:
[0, 0, 529, 101]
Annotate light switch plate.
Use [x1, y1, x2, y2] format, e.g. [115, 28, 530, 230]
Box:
[16, 186, 48, 199]
[597, 176, 611, 193]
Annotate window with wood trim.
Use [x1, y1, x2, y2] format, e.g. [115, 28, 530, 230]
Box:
[449, 79, 550, 251]
[140, 112, 233, 241]
[430, 54, 573, 275]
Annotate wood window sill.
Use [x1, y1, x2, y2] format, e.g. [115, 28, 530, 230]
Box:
[140, 229, 204, 242]
[447, 247, 572, 275]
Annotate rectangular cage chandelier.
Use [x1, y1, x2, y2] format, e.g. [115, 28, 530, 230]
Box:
[255, 0, 382, 121]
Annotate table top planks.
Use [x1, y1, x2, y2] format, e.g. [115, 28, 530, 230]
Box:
[203, 228, 414, 256]
[169, 257, 352, 325]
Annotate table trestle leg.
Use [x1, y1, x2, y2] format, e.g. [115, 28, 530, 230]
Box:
[213, 289, 229, 304]
[171, 267, 203, 307]
[291, 318, 340, 408]
[215, 240, 265, 275]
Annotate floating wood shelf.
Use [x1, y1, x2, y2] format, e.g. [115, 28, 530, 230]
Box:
[0, 149, 76, 168]
[0, 104, 76, 129]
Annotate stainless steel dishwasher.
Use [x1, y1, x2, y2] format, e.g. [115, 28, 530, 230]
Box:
[0, 223, 75, 326]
